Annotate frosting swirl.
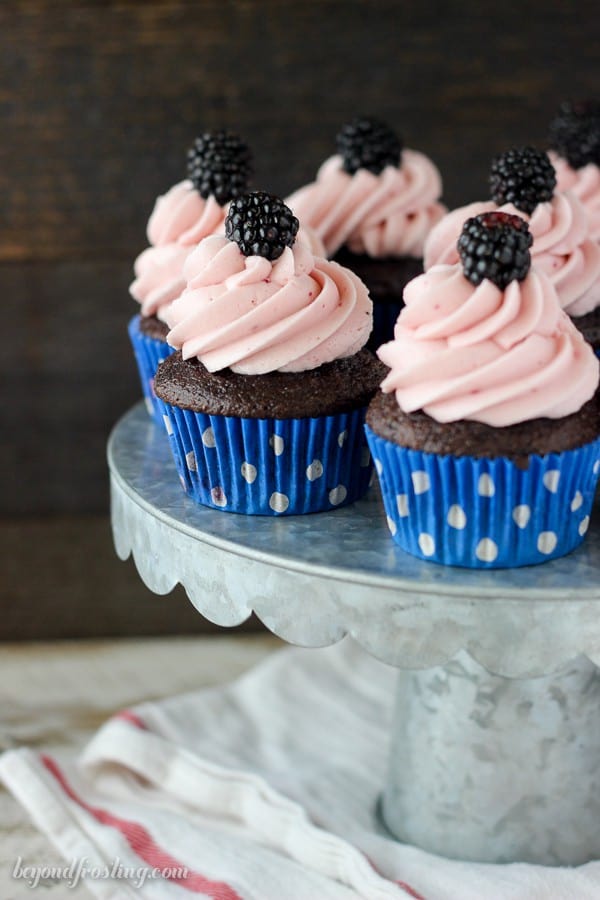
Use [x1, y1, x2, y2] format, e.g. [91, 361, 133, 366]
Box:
[164, 235, 372, 374]
[550, 151, 600, 243]
[423, 193, 600, 317]
[129, 243, 191, 320]
[378, 264, 599, 427]
[130, 181, 231, 319]
[286, 150, 446, 259]
[146, 180, 227, 246]
[296, 224, 326, 258]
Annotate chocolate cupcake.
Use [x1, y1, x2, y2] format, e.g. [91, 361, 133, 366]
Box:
[424, 146, 600, 352]
[129, 130, 253, 419]
[154, 192, 385, 515]
[367, 213, 600, 568]
[286, 117, 446, 350]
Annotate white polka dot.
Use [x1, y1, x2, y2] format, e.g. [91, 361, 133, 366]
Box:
[269, 492, 289, 513]
[537, 531, 558, 555]
[411, 471, 430, 494]
[579, 516, 590, 537]
[478, 474, 495, 497]
[306, 460, 324, 481]
[476, 538, 498, 562]
[145, 397, 154, 415]
[418, 533, 436, 556]
[210, 486, 227, 507]
[387, 516, 397, 536]
[543, 470, 560, 493]
[374, 458, 383, 475]
[269, 434, 285, 456]
[241, 462, 257, 484]
[337, 430, 348, 447]
[447, 505, 467, 529]
[396, 494, 409, 517]
[360, 446, 371, 467]
[202, 426, 216, 448]
[571, 491, 583, 512]
[512, 505, 531, 529]
[163, 414, 173, 435]
[185, 450, 197, 472]
[594, 460, 600, 475]
[179, 474, 186, 489]
[329, 485, 347, 506]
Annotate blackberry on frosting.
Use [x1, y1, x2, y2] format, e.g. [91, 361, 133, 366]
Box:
[489, 146, 556, 215]
[225, 191, 299, 260]
[187, 130, 253, 204]
[457, 211, 532, 289]
[336, 116, 402, 175]
[549, 100, 600, 170]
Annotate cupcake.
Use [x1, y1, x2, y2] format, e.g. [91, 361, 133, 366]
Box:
[366, 212, 600, 568]
[549, 100, 600, 243]
[153, 192, 385, 515]
[129, 130, 253, 419]
[285, 116, 446, 350]
[424, 146, 600, 352]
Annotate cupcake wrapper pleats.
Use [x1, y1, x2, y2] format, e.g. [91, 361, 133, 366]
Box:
[365, 425, 600, 569]
[156, 401, 373, 515]
[128, 315, 175, 424]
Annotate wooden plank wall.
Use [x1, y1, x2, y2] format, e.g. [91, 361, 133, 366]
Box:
[1, 1, 597, 636]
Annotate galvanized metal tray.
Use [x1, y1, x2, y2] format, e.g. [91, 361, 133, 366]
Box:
[108, 403, 600, 679]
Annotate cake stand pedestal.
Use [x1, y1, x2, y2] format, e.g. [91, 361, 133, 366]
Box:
[108, 403, 600, 866]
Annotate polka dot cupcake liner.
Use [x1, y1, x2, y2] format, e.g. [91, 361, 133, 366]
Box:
[128, 315, 175, 424]
[156, 401, 373, 515]
[365, 425, 600, 568]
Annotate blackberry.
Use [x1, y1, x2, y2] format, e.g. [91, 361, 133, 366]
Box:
[187, 130, 253, 205]
[489, 146, 556, 215]
[336, 116, 402, 175]
[549, 100, 600, 169]
[225, 192, 299, 261]
[457, 212, 533, 290]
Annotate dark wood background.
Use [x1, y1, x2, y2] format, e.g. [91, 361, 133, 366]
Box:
[2, 1, 598, 638]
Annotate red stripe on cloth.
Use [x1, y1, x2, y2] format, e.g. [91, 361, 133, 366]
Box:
[115, 710, 148, 730]
[41, 754, 242, 900]
[396, 881, 426, 900]
[365, 854, 427, 900]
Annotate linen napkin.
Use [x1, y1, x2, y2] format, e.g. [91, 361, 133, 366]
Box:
[2, 638, 600, 900]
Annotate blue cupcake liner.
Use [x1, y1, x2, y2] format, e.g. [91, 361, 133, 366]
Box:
[365, 424, 600, 569]
[156, 400, 373, 515]
[128, 315, 175, 423]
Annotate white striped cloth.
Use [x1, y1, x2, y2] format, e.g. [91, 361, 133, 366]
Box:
[2, 639, 600, 899]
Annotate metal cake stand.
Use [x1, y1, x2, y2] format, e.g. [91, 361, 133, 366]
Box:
[108, 403, 600, 867]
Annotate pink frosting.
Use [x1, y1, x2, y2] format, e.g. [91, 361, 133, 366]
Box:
[296, 224, 326, 258]
[378, 264, 599, 427]
[129, 244, 191, 320]
[286, 150, 446, 259]
[164, 235, 372, 374]
[130, 226, 323, 324]
[423, 193, 600, 317]
[146, 180, 227, 246]
[550, 151, 600, 243]
[130, 181, 231, 319]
